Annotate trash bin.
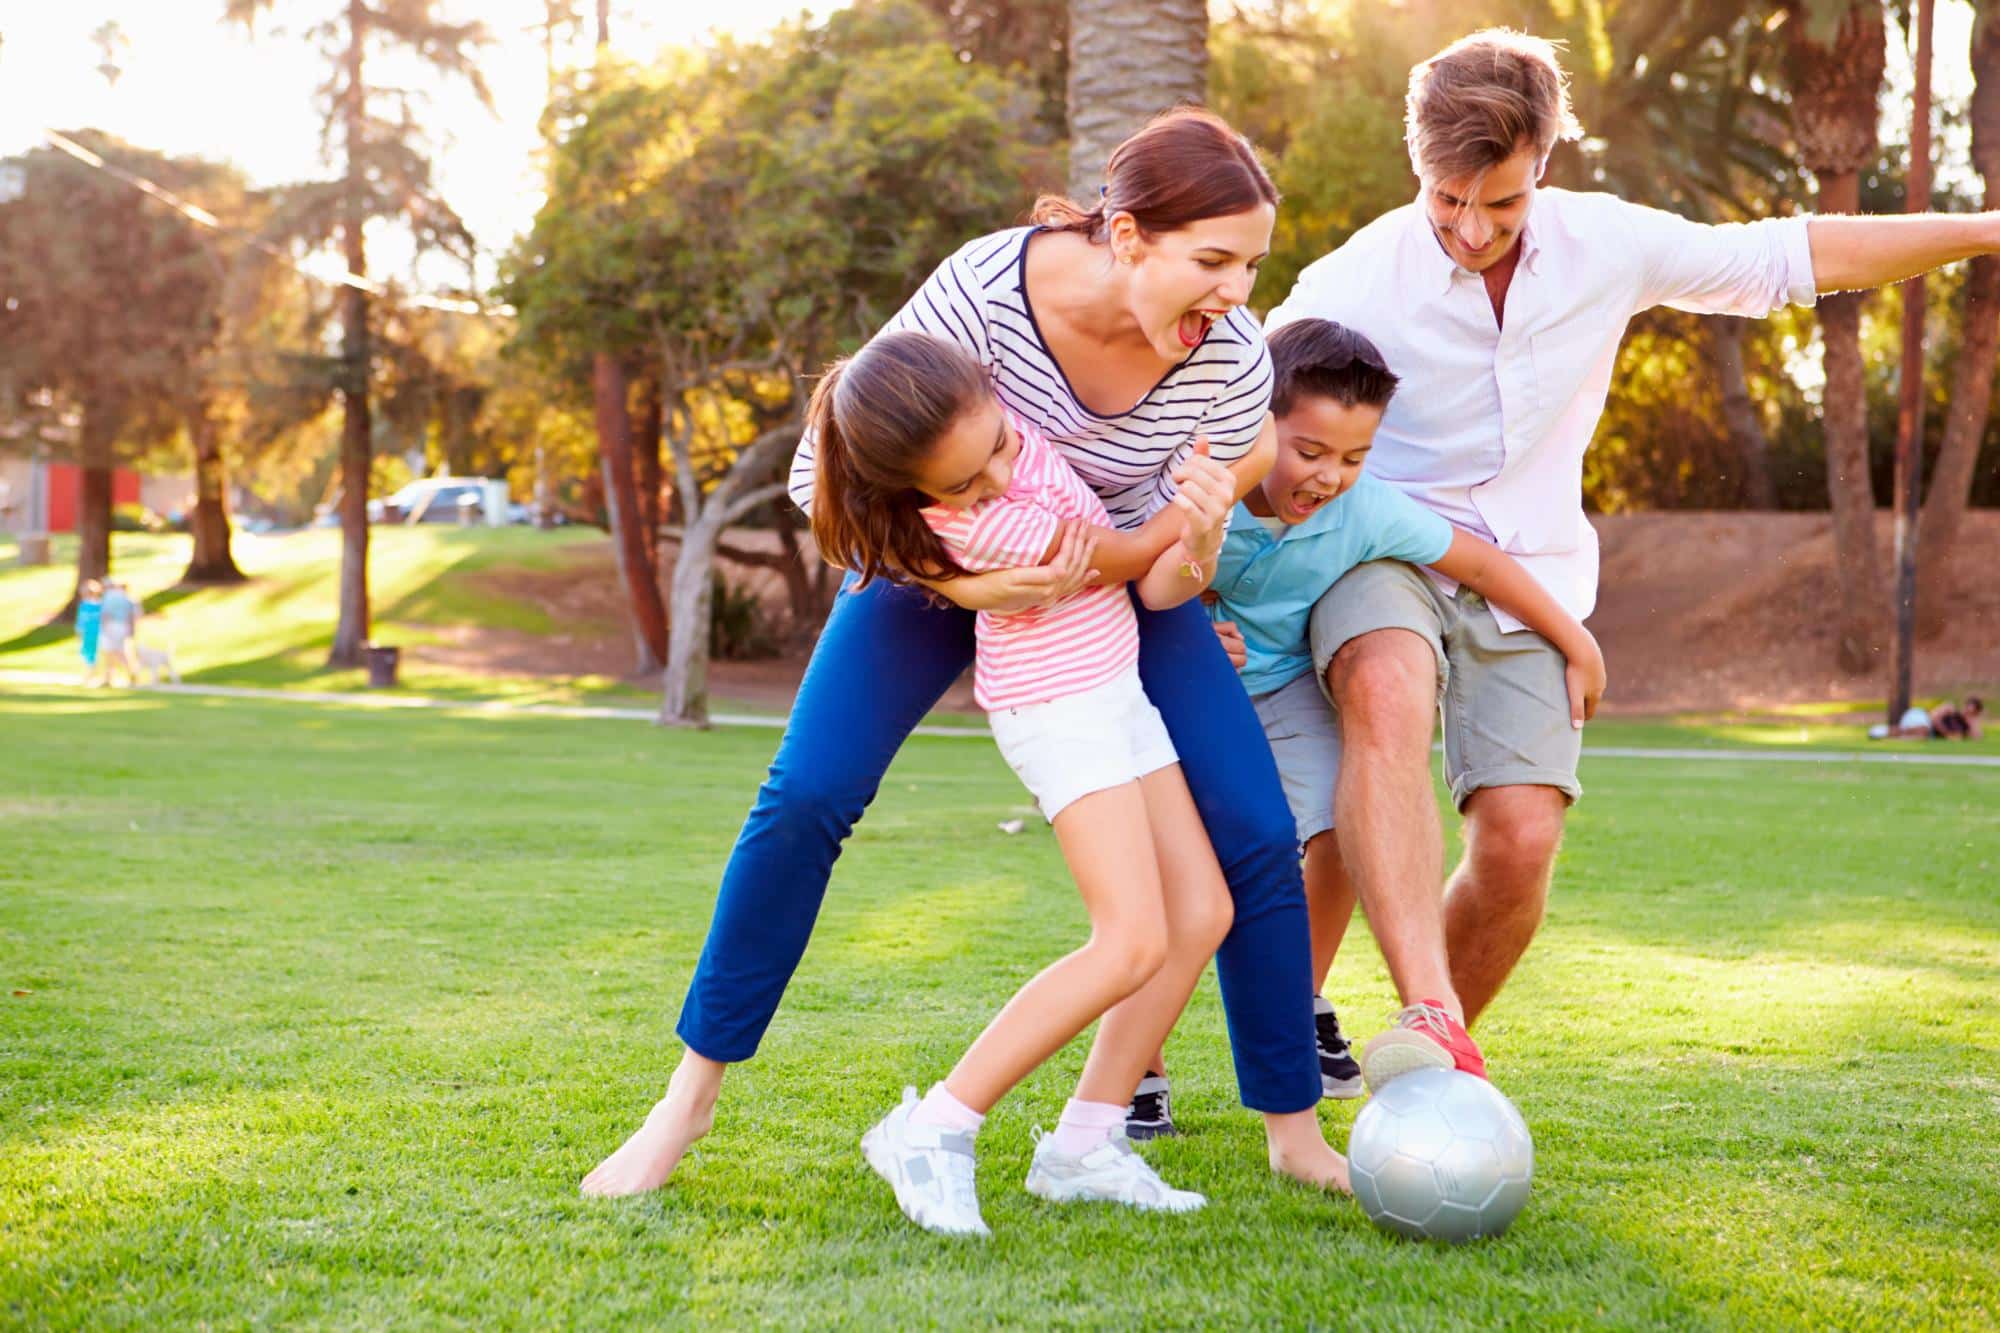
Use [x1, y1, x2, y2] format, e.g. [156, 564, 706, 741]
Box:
[364, 643, 400, 688]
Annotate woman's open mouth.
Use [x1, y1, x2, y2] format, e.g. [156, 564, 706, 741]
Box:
[1177, 309, 1222, 349]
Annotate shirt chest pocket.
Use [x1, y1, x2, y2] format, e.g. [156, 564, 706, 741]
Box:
[1526, 323, 1613, 429]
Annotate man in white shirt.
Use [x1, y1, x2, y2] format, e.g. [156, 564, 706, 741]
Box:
[1264, 27, 2000, 1088]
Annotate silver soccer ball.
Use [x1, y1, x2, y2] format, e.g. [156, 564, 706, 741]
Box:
[1348, 1068, 1533, 1242]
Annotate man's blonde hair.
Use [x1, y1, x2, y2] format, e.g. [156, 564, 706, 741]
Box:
[1406, 29, 1582, 187]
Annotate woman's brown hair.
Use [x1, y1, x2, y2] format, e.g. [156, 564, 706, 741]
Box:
[1032, 106, 1278, 243]
[809, 331, 991, 590]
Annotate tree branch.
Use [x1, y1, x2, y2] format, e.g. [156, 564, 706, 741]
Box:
[707, 420, 802, 514]
[720, 480, 790, 526]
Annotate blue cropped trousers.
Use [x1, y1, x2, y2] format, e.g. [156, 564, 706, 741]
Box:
[676, 576, 1322, 1113]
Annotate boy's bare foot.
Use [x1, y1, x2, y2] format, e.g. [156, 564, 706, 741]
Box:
[1263, 1108, 1352, 1194]
[580, 1052, 725, 1197]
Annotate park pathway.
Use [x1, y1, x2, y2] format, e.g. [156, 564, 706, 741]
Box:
[4, 669, 1998, 768]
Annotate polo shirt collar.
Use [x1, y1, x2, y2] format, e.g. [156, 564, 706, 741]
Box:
[1233, 491, 1349, 544]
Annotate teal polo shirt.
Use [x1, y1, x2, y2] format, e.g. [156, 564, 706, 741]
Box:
[1209, 472, 1455, 696]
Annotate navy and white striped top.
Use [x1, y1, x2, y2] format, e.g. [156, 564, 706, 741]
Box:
[788, 226, 1275, 533]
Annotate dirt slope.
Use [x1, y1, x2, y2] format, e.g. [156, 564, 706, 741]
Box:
[428, 512, 2000, 716]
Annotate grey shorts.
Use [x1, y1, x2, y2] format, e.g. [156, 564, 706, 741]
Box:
[1308, 560, 1583, 810]
[1249, 671, 1345, 848]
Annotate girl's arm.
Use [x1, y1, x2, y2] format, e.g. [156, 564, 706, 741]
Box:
[1428, 531, 1608, 725]
[918, 432, 1248, 609]
[916, 523, 1099, 614]
[1053, 434, 1247, 587]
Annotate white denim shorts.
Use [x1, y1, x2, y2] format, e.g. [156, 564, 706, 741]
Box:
[988, 667, 1179, 821]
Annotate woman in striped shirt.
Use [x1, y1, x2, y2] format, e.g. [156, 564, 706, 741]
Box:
[584, 109, 1348, 1199]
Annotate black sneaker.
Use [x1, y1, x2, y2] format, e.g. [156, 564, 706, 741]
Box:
[1315, 997, 1364, 1099]
[1125, 1071, 1177, 1140]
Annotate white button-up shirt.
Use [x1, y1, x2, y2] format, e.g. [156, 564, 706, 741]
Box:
[1266, 187, 1817, 631]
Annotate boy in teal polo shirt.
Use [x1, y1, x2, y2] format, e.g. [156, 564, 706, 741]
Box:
[1212, 319, 1604, 1101]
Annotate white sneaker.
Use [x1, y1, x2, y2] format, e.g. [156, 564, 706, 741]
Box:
[1024, 1130, 1205, 1213]
[860, 1088, 989, 1237]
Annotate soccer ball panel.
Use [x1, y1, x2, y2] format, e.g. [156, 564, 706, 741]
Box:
[1370, 1152, 1445, 1230]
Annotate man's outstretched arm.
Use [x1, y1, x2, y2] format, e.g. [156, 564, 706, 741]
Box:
[1809, 212, 2000, 293]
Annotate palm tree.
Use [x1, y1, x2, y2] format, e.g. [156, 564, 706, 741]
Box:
[225, 0, 491, 669]
[1784, 0, 1888, 674]
[1065, 0, 1207, 198]
[1919, 2, 2000, 636]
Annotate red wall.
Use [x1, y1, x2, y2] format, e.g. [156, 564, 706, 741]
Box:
[46, 464, 141, 533]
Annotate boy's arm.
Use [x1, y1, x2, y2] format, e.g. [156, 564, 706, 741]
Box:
[1428, 531, 1607, 725]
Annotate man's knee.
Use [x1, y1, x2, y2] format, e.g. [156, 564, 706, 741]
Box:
[1463, 786, 1566, 889]
[1326, 630, 1436, 747]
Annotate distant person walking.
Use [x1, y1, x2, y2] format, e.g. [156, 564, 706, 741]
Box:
[76, 580, 104, 685]
[94, 580, 139, 688]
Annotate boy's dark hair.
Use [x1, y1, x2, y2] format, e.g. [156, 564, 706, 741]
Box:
[1267, 318, 1400, 416]
[1966, 696, 1985, 715]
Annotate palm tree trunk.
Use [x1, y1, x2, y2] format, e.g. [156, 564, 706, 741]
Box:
[1705, 315, 1775, 508]
[328, 0, 372, 670]
[1916, 14, 2000, 638]
[1787, 2, 1888, 675]
[1818, 275, 1884, 675]
[1916, 256, 1999, 637]
[1065, 0, 1208, 198]
[1887, 0, 1935, 719]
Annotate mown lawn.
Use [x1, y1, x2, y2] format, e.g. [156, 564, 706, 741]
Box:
[2, 687, 1996, 1328]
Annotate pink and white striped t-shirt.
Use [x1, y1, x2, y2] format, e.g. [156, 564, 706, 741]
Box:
[923, 414, 1139, 711]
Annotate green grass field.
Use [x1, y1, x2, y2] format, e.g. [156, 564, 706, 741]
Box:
[4, 686, 1996, 1328]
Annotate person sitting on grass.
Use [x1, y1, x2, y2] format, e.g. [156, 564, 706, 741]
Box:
[1870, 697, 1986, 741]
[1131, 318, 1607, 1136]
[806, 330, 1240, 1237]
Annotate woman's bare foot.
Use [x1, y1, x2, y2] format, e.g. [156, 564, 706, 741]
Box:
[580, 1051, 725, 1197]
[1264, 1108, 1352, 1193]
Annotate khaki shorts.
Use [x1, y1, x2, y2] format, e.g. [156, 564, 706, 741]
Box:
[1308, 560, 1583, 810]
[1249, 671, 1344, 849]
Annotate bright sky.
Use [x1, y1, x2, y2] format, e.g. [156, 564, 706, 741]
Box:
[0, 2, 850, 287]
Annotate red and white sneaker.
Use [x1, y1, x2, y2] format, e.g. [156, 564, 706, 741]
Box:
[1359, 999, 1487, 1092]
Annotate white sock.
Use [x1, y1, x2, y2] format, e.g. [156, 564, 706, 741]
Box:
[910, 1082, 985, 1135]
[1048, 1097, 1126, 1156]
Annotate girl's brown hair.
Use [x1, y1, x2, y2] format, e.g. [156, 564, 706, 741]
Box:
[809, 331, 991, 590]
[1032, 107, 1278, 243]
